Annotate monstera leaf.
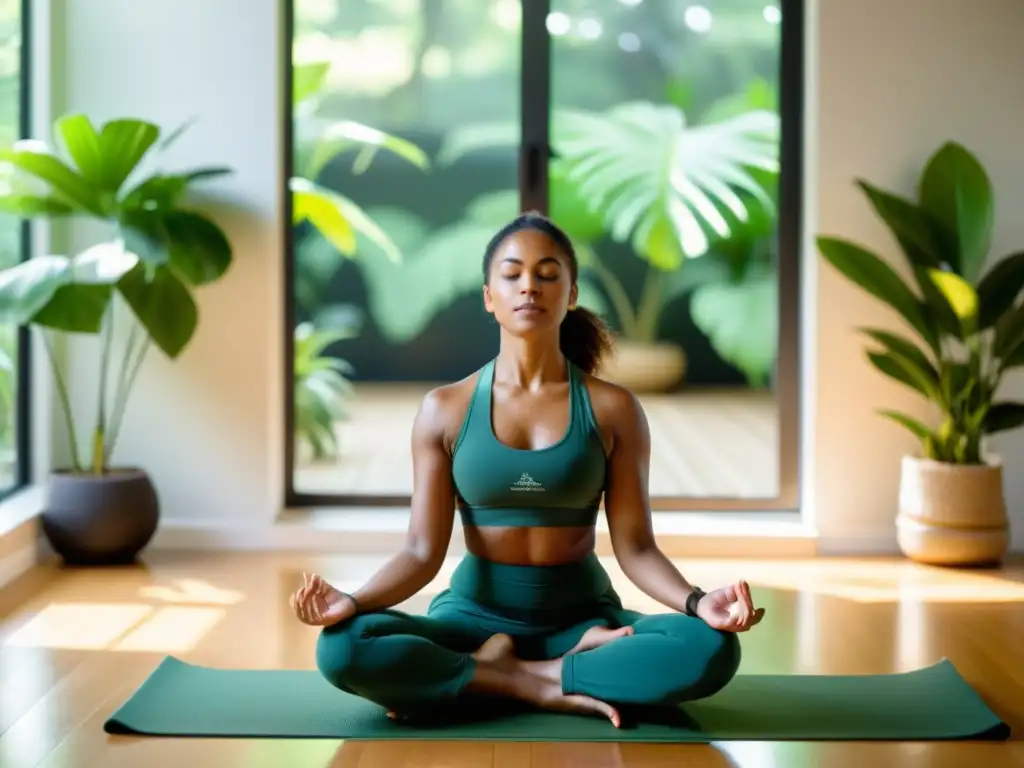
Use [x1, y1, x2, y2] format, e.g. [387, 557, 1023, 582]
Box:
[553, 102, 779, 269]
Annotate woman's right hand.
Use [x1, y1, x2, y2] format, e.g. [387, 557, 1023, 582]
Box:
[290, 572, 357, 627]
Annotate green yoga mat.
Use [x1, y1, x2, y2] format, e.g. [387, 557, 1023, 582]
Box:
[103, 656, 1009, 742]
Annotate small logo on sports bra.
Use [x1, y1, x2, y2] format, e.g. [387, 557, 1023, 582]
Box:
[511, 473, 544, 492]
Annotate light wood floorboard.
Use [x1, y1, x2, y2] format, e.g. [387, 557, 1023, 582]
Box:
[2, 552, 1023, 767]
[295, 385, 779, 499]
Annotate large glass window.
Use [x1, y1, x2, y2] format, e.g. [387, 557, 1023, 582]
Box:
[286, 0, 802, 511]
[0, 0, 29, 497]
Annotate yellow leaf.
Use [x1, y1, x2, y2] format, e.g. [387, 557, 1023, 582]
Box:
[928, 269, 978, 320]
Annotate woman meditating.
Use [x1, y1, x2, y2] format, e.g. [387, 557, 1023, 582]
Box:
[291, 212, 765, 727]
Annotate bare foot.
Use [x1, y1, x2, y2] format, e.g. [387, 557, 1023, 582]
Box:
[463, 638, 622, 728]
[388, 635, 516, 721]
[473, 633, 516, 663]
[516, 659, 622, 728]
[565, 625, 634, 656]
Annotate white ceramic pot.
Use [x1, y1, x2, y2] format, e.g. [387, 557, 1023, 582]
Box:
[597, 340, 687, 393]
[895, 455, 1009, 566]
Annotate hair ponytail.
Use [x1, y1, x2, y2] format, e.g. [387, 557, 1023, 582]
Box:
[560, 305, 615, 375]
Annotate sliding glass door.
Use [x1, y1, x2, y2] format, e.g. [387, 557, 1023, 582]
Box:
[285, 0, 803, 511]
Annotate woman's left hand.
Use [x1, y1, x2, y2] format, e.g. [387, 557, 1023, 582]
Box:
[695, 580, 765, 632]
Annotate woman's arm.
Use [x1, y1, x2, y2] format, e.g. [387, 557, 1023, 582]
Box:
[346, 388, 457, 612]
[602, 389, 701, 614]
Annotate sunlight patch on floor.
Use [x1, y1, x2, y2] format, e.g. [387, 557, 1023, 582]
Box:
[3, 602, 226, 653]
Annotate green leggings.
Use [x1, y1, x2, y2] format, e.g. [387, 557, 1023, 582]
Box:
[315, 553, 740, 712]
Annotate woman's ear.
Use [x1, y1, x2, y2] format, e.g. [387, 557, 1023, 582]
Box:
[482, 285, 494, 314]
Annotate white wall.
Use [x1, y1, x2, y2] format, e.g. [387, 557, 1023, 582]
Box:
[49, 0, 285, 527]
[38, 0, 1024, 551]
[809, 0, 1024, 552]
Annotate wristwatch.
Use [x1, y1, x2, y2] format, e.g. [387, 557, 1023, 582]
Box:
[685, 587, 707, 617]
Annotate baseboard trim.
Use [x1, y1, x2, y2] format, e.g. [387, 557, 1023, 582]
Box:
[816, 535, 902, 556]
[150, 512, 821, 558]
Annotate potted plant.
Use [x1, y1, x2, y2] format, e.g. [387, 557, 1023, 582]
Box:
[817, 141, 1024, 566]
[0, 114, 235, 565]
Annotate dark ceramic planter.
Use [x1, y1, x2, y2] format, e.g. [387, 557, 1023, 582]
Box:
[41, 468, 160, 566]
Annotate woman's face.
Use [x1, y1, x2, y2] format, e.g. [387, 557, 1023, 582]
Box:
[483, 228, 577, 337]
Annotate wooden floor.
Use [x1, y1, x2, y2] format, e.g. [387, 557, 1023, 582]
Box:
[295, 385, 779, 499]
[2, 552, 1023, 767]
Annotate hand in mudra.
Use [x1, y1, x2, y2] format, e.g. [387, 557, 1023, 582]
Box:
[696, 580, 765, 632]
[290, 572, 355, 627]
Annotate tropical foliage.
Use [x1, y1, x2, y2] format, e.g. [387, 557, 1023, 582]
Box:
[818, 141, 1024, 464]
[0, 114, 235, 473]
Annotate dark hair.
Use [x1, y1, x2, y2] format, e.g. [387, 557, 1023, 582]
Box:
[482, 211, 615, 375]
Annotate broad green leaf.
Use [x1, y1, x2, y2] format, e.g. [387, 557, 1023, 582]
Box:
[0, 143, 107, 216]
[78, 115, 160, 191]
[1003, 343, 1024, 370]
[0, 194, 75, 216]
[549, 160, 606, 242]
[555, 104, 778, 260]
[982, 402, 1024, 435]
[866, 350, 935, 400]
[639, 216, 685, 271]
[660, 251, 733, 305]
[307, 121, 430, 179]
[291, 177, 402, 263]
[163, 211, 232, 285]
[690, 264, 777, 387]
[918, 141, 993, 282]
[993, 302, 1024, 362]
[117, 263, 198, 358]
[292, 184, 356, 256]
[856, 181, 944, 270]
[817, 236, 936, 350]
[72, 241, 140, 283]
[0, 255, 73, 324]
[976, 251, 1024, 329]
[927, 269, 978, 321]
[0, 246, 133, 331]
[858, 327, 938, 382]
[55, 115, 104, 188]
[877, 409, 935, 441]
[463, 189, 519, 228]
[293, 60, 331, 108]
[120, 166, 233, 211]
[355, 207, 494, 343]
[914, 266, 964, 340]
[32, 283, 113, 333]
[119, 209, 170, 266]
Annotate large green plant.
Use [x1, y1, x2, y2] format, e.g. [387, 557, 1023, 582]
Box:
[0, 114, 234, 474]
[818, 141, 1024, 464]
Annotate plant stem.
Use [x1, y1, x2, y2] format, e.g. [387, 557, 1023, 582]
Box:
[585, 248, 638, 338]
[42, 332, 81, 473]
[634, 264, 665, 343]
[92, 306, 115, 474]
[104, 330, 151, 464]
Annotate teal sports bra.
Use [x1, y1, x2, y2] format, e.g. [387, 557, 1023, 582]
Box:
[451, 359, 608, 528]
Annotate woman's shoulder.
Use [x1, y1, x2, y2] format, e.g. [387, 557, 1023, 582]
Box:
[576, 369, 646, 433]
[416, 368, 485, 451]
